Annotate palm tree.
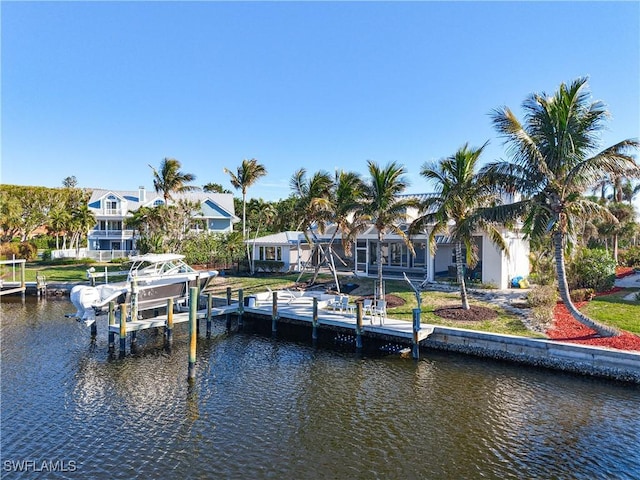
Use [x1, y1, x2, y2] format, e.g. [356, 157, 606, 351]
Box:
[289, 168, 334, 282]
[223, 158, 267, 239]
[356, 161, 419, 301]
[289, 168, 334, 234]
[306, 170, 365, 285]
[149, 158, 200, 203]
[69, 203, 96, 255]
[411, 142, 507, 310]
[481, 77, 639, 337]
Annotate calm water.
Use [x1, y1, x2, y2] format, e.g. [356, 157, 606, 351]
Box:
[1, 297, 639, 480]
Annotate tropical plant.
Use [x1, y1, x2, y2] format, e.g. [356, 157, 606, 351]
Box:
[411, 142, 507, 310]
[203, 182, 232, 194]
[223, 158, 267, 239]
[149, 158, 200, 203]
[480, 77, 639, 337]
[356, 161, 418, 301]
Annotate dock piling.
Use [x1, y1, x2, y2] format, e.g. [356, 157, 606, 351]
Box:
[119, 303, 127, 357]
[271, 291, 278, 337]
[108, 301, 115, 351]
[225, 287, 232, 329]
[188, 287, 198, 380]
[237, 289, 244, 328]
[355, 301, 363, 350]
[312, 298, 319, 345]
[166, 298, 174, 344]
[206, 293, 213, 338]
[412, 308, 421, 360]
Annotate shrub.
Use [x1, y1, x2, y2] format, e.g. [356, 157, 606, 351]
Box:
[569, 288, 595, 302]
[526, 284, 558, 330]
[619, 246, 640, 268]
[253, 260, 285, 273]
[526, 284, 558, 308]
[569, 248, 616, 293]
[0, 241, 37, 260]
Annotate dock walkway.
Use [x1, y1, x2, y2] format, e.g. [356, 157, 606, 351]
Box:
[243, 300, 434, 342]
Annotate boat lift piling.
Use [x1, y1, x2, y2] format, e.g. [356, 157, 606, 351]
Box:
[119, 303, 127, 358]
[166, 298, 174, 344]
[188, 287, 198, 381]
[108, 302, 116, 351]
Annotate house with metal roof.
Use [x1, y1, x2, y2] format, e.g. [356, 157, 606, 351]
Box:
[247, 200, 530, 289]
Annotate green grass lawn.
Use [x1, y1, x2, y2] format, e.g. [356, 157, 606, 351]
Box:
[581, 289, 640, 335]
[3, 262, 126, 283]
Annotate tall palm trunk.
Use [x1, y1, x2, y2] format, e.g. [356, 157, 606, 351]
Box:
[455, 241, 470, 310]
[242, 190, 247, 239]
[377, 231, 384, 301]
[553, 231, 618, 337]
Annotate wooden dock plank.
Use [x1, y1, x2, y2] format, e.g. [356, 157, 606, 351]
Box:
[108, 305, 237, 334]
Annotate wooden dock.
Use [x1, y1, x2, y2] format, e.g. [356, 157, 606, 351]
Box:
[243, 300, 434, 343]
[97, 289, 434, 369]
[107, 304, 237, 334]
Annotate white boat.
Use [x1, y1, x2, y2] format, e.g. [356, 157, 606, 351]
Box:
[69, 253, 218, 325]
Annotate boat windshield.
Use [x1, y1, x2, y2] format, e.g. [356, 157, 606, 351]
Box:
[129, 258, 196, 278]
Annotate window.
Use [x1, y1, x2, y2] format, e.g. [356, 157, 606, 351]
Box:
[105, 195, 119, 214]
[390, 243, 404, 266]
[413, 242, 427, 267]
[154, 199, 164, 206]
[259, 246, 282, 261]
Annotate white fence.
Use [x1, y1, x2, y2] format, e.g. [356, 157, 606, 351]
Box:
[50, 249, 137, 262]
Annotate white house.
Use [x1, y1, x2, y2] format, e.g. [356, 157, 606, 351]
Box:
[87, 187, 239, 254]
[247, 194, 530, 289]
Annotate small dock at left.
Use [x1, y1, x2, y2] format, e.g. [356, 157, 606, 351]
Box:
[0, 259, 47, 298]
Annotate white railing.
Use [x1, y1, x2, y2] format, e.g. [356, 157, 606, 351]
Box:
[89, 230, 134, 238]
[50, 249, 137, 261]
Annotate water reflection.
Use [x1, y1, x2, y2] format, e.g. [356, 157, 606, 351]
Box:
[1, 298, 639, 480]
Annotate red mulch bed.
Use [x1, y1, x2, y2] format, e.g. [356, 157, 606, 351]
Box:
[616, 266, 636, 278]
[547, 288, 640, 352]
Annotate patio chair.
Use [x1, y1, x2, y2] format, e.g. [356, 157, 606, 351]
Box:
[362, 298, 374, 324]
[372, 299, 386, 325]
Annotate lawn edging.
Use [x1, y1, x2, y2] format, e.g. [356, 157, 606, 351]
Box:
[422, 325, 640, 384]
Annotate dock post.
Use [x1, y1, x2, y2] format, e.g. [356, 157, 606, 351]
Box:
[188, 287, 198, 381]
[20, 263, 26, 300]
[225, 287, 232, 329]
[271, 291, 278, 337]
[166, 298, 174, 344]
[237, 289, 244, 328]
[119, 303, 127, 357]
[312, 297, 319, 345]
[206, 293, 213, 338]
[412, 308, 421, 360]
[108, 301, 115, 351]
[355, 301, 363, 351]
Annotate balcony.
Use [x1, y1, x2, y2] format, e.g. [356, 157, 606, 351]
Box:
[89, 229, 134, 239]
[102, 208, 123, 216]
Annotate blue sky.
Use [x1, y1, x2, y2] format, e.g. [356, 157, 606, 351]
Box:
[2, 1, 639, 208]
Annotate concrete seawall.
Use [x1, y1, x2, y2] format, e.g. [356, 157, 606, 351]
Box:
[423, 326, 640, 384]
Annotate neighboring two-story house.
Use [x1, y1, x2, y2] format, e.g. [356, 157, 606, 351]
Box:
[87, 187, 238, 254]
